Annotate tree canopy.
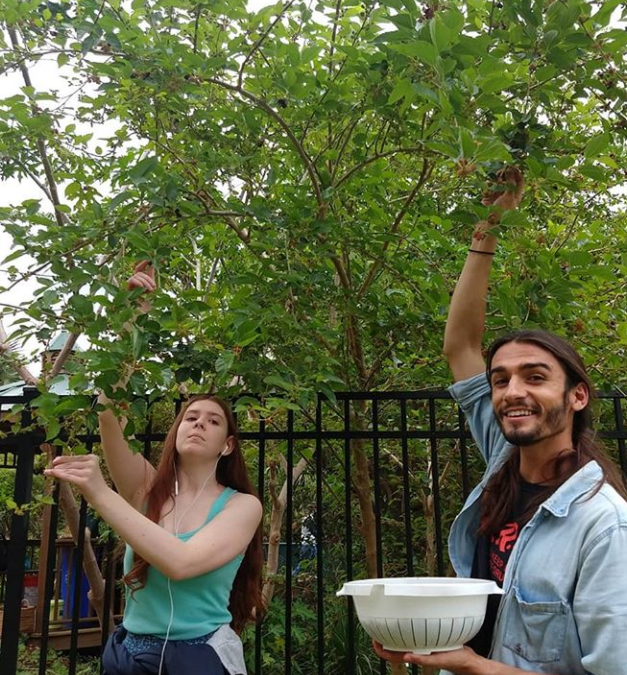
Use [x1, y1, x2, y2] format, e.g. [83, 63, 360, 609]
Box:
[1, 0, 627, 418]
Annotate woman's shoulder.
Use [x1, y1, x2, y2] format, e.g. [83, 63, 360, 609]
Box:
[222, 490, 263, 519]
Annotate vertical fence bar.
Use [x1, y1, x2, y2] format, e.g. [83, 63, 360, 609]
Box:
[372, 399, 383, 578]
[343, 398, 355, 675]
[372, 399, 387, 675]
[68, 498, 89, 673]
[401, 400, 418, 675]
[0, 397, 36, 675]
[37, 473, 62, 675]
[100, 535, 116, 673]
[255, 417, 266, 675]
[613, 398, 627, 479]
[429, 399, 445, 575]
[315, 396, 324, 675]
[284, 411, 294, 675]
[400, 399, 414, 576]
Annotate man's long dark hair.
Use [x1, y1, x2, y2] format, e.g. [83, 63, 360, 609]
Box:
[478, 329, 627, 536]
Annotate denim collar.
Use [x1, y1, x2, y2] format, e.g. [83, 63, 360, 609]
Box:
[540, 461, 603, 518]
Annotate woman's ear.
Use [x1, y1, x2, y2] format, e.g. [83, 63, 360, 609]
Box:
[220, 438, 234, 456]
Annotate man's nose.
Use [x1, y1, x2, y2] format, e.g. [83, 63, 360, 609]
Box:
[504, 377, 526, 400]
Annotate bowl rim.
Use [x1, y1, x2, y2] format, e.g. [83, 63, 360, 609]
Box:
[336, 576, 503, 597]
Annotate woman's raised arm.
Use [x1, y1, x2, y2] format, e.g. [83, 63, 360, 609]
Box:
[98, 261, 157, 508]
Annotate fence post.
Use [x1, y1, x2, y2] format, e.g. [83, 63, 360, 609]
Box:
[0, 387, 38, 675]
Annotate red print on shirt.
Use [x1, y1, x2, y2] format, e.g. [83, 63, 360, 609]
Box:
[492, 522, 519, 553]
[489, 522, 520, 585]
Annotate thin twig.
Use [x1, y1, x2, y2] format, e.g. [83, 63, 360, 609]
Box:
[357, 159, 434, 297]
[237, 0, 297, 89]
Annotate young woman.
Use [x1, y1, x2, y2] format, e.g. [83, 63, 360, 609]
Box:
[45, 262, 264, 675]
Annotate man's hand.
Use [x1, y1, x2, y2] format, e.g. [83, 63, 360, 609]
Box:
[373, 641, 488, 675]
[127, 260, 156, 313]
[481, 166, 524, 219]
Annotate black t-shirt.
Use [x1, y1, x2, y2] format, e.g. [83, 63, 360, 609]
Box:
[468, 480, 547, 657]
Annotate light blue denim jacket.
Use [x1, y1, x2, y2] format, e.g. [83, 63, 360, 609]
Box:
[445, 373, 627, 675]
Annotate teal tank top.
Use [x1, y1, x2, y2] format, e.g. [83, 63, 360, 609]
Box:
[122, 487, 244, 640]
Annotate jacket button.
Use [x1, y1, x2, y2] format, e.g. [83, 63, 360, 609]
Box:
[515, 644, 523, 655]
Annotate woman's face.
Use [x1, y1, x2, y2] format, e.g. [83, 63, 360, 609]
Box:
[175, 399, 232, 460]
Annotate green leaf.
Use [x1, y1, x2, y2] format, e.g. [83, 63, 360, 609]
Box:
[479, 73, 513, 95]
[46, 419, 61, 441]
[388, 78, 413, 105]
[441, 7, 465, 34]
[474, 138, 511, 162]
[388, 41, 438, 66]
[591, 0, 623, 27]
[131, 326, 146, 361]
[215, 351, 235, 376]
[318, 383, 337, 404]
[54, 395, 93, 414]
[429, 16, 453, 52]
[108, 191, 133, 211]
[263, 375, 293, 391]
[129, 156, 159, 184]
[583, 133, 610, 159]
[458, 128, 475, 159]
[579, 164, 607, 181]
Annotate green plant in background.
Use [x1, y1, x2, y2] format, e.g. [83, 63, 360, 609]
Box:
[2, 0, 627, 671]
[16, 639, 99, 675]
[0, 463, 50, 540]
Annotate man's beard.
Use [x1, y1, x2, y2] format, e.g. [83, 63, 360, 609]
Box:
[498, 399, 569, 447]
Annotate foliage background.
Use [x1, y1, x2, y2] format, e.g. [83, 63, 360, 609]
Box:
[1, 0, 627, 672]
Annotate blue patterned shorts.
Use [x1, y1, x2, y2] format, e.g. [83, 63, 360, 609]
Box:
[123, 630, 213, 656]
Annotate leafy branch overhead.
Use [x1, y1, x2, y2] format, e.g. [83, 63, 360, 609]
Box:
[0, 0, 626, 416]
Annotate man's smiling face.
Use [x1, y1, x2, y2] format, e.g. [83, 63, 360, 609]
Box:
[489, 341, 587, 449]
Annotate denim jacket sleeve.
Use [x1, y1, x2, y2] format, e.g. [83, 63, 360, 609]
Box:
[575, 510, 627, 675]
[448, 372, 510, 469]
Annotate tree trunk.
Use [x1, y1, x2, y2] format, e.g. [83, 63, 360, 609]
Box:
[57, 480, 115, 633]
[43, 441, 114, 633]
[262, 456, 309, 608]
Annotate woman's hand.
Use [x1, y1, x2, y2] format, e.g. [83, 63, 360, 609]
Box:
[127, 260, 156, 314]
[373, 641, 487, 675]
[44, 454, 110, 506]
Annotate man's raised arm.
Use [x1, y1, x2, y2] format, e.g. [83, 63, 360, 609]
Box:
[443, 167, 524, 382]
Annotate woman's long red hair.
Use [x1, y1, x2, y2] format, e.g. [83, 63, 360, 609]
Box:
[123, 395, 264, 633]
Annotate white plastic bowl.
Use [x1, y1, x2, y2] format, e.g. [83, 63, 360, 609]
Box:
[336, 577, 502, 654]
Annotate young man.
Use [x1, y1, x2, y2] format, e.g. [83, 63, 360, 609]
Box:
[375, 169, 627, 674]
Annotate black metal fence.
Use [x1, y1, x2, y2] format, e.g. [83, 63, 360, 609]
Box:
[1, 388, 626, 675]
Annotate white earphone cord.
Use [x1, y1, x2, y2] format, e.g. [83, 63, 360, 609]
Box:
[157, 457, 221, 675]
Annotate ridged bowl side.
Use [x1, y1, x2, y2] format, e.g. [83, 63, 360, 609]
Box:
[358, 615, 485, 654]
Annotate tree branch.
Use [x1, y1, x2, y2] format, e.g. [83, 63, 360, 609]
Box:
[357, 159, 433, 298]
[7, 28, 70, 229]
[335, 146, 430, 190]
[0, 318, 38, 385]
[204, 77, 324, 206]
[49, 332, 80, 379]
[195, 189, 251, 244]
